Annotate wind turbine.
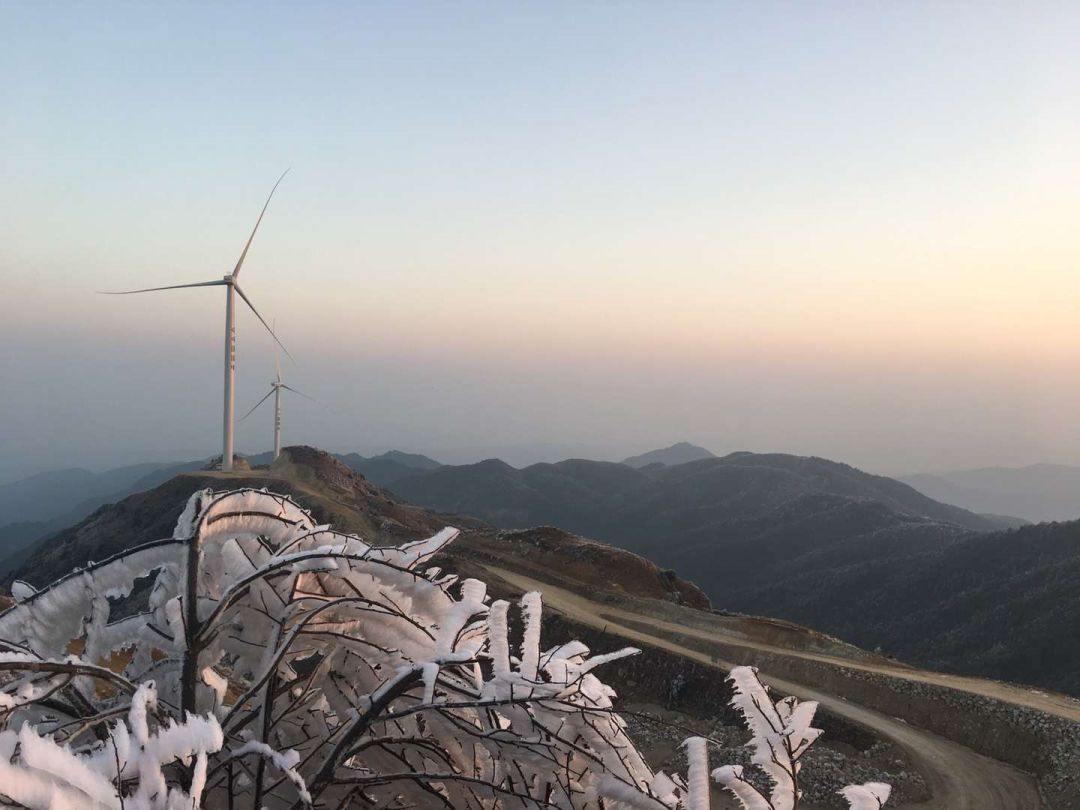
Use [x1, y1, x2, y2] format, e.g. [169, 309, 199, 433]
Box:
[240, 350, 317, 460]
[102, 172, 292, 472]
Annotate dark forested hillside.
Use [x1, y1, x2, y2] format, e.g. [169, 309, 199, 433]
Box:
[389, 452, 1006, 601]
[748, 518, 1080, 695]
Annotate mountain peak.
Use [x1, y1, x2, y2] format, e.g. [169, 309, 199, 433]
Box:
[621, 442, 716, 469]
[374, 450, 442, 470]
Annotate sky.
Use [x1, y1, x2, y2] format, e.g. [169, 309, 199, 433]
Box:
[3, 2, 1080, 481]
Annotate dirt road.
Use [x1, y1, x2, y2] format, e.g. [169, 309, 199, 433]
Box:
[485, 565, 1047, 810]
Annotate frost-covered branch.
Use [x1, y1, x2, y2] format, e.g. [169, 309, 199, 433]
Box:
[0, 682, 222, 810]
[697, 667, 890, 810]
[0, 489, 671, 809]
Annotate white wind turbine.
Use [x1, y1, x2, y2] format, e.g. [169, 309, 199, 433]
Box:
[103, 172, 292, 472]
[240, 348, 317, 460]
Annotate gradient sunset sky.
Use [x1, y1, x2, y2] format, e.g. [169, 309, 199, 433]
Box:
[3, 2, 1080, 479]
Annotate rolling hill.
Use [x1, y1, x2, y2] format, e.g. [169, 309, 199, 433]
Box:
[2, 446, 454, 590]
[22, 447, 1059, 698]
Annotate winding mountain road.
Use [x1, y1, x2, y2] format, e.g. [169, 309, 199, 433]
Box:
[484, 565, 1050, 810]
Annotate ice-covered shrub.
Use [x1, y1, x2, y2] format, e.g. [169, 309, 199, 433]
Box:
[687, 667, 891, 810]
[0, 488, 888, 809]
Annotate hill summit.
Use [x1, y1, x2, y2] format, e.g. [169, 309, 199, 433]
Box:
[621, 441, 715, 468]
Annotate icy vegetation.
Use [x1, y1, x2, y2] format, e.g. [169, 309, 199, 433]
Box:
[706, 667, 890, 810]
[0, 488, 888, 808]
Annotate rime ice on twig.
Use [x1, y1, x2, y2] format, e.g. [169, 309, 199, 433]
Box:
[839, 782, 892, 809]
[0, 682, 223, 810]
[706, 666, 890, 810]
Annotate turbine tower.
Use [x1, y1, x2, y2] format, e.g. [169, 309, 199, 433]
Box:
[240, 353, 316, 460]
[103, 173, 291, 472]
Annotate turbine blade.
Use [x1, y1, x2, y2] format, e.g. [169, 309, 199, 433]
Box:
[231, 169, 289, 280]
[233, 284, 294, 361]
[281, 384, 320, 405]
[98, 280, 227, 295]
[239, 388, 276, 421]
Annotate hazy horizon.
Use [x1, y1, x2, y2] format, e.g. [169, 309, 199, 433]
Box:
[5, 3, 1080, 482]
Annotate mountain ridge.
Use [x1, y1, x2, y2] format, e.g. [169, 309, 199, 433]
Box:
[389, 451, 1011, 540]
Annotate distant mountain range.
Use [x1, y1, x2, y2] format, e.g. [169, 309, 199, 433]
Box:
[389, 450, 1012, 540]
[901, 463, 1080, 523]
[0, 460, 209, 574]
[1, 447, 703, 614]
[0, 461, 205, 524]
[336, 450, 443, 484]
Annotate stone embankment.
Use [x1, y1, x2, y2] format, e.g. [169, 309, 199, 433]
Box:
[560, 613, 1079, 808]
